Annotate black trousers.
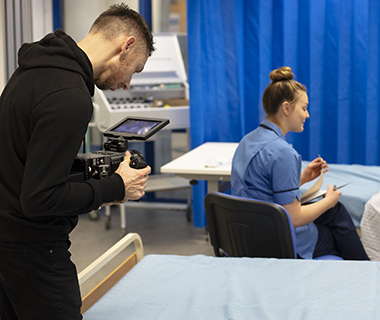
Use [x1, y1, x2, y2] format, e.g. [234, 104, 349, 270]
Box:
[312, 202, 369, 260]
[0, 240, 82, 320]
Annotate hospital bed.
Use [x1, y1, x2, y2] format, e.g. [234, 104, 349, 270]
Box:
[80, 233, 380, 320]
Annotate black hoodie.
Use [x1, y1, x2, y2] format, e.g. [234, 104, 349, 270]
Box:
[0, 29, 124, 242]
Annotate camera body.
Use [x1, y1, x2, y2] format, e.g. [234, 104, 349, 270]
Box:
[69, 116, 169, 182]
[70, 149, 124, 182]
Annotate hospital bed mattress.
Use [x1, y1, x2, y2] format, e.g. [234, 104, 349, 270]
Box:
[83, 254, 380, 320]
[301, 162, 380, 227]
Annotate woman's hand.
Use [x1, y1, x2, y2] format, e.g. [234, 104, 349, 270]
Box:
[285, 184, 341, 228]
[324, 184, 341, 209]
[300, 156, 329, 186]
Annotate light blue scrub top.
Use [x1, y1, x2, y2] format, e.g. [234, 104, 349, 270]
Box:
[231, 119, 318, 259]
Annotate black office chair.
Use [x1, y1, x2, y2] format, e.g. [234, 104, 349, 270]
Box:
[204, 192, 297, 259]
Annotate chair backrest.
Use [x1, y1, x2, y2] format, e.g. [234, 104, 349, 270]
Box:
[204, 192, 296, 259]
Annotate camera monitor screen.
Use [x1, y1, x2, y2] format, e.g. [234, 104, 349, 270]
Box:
[104, 116, 170, 140]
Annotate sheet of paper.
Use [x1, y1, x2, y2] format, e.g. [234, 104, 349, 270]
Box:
[301, 169, 324, 201]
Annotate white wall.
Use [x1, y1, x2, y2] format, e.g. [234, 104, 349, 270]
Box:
[31, 0, 53, 41]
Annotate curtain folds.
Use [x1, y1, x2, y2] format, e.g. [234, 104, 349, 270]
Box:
[187, 0, 380, 227]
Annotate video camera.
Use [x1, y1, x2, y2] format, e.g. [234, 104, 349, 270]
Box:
[69, 116, 170, 182]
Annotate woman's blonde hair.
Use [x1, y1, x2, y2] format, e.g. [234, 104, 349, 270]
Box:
[262, 66, 307, 116]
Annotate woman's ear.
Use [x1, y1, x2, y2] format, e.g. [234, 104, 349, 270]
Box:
[282, 101, 291, 116]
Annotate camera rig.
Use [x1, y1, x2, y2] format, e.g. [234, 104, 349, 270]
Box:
[69, 116, 169, 182]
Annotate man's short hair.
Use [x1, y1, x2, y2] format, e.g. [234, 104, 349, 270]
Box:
[90, 3, 155, 56]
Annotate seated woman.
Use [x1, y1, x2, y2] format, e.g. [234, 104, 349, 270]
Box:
[231, 66, 368, 260]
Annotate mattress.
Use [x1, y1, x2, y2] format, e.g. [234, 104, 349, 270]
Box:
[83, 254, 380, 320]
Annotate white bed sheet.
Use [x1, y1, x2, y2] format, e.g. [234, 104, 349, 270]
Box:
[301, 162, 380, 227]
[84, 254, 380, 320]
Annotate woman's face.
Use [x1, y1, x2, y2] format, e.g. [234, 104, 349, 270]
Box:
[287, 91, 309, 132]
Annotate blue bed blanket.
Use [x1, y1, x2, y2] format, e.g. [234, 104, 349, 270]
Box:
[84, 254, 380, 320]
[300, 162, 380, 227]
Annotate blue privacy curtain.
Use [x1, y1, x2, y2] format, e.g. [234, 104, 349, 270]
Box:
[187, 0, 380, 227]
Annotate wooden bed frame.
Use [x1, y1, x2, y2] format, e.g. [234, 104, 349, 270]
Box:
[78, 233, 144, 313]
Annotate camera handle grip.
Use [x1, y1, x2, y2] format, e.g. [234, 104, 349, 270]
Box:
[129, 149, 147, 169]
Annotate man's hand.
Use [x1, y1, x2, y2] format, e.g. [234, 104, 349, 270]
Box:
[115, 150, 151, 202]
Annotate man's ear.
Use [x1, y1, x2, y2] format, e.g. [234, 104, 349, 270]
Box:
[120, 36, 136, 55]
[282, 101, 291, 116]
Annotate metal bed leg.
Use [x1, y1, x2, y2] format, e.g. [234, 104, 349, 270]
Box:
[186, 188, 193, 221]
[120, 204, 127, 237]
[105, 206, 111, 229]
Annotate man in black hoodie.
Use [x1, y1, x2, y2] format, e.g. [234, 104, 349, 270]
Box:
[0, 4, 154, 319]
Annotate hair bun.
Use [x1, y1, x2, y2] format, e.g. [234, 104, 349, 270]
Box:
[269, 66, 294, 83]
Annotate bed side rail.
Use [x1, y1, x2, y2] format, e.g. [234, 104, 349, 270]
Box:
[78, 232, 143, 285]
[78, 233, 144, 313]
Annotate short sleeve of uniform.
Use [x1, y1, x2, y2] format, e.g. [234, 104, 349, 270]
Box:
[271, 146, 301, 205]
